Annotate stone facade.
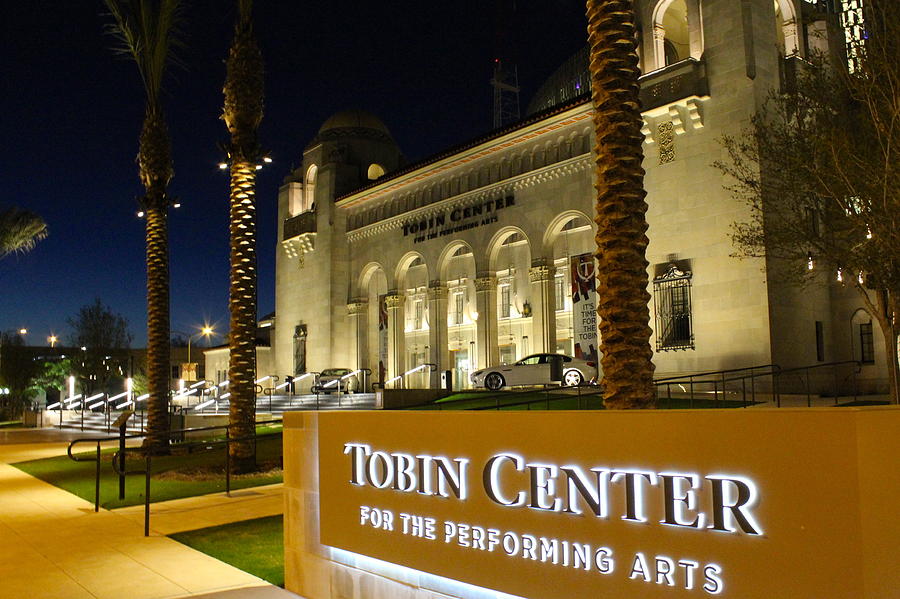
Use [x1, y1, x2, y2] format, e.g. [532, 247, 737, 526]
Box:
[265, 0, 887, 394]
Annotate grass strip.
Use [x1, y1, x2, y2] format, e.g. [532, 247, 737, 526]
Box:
[12, 433, 283, 509]
[170, 515, 284, 586]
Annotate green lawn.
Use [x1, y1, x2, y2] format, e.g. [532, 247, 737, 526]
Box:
[170, 515, 284, 586]
[12, 433, 283, 509]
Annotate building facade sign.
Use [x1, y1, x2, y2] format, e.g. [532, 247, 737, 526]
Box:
[401, 195, 515, 243]
[570, 252, 598, 365]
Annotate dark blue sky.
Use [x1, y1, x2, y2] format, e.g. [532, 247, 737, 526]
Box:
[0, 0, 585, 347]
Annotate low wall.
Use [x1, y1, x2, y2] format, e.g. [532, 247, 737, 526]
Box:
[284, 407, 900, 599]
[375, 389, 451, 409]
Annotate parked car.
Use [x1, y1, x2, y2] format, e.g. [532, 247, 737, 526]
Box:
[312, 368, 359, 393]
[470, 353, 597, 391]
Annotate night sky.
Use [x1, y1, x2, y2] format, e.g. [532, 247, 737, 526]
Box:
[0, 1, 586, 348]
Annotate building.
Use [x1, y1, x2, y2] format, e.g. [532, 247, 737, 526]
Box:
[247, 0, 888, 393]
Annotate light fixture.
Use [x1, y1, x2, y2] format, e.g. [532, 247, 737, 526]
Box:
[173, 202, 181, 209]
[263, 156, 273, 163]
[255, 164, 263, 170]
[218, 162, 228, 170]
[18, 328, 27, 335]
[858, 272, 864, 284]
[837, 268, 843, 282]
[866, 226, 872, 240]
[806, 252, 814, 270]
[137, 210, 145, 218]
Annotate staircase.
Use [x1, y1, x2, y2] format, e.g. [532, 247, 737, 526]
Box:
[57, 410, 146, 435]
[189, 393, 377, 415]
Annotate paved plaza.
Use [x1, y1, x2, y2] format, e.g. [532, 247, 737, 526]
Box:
[0, 430, 300, 599]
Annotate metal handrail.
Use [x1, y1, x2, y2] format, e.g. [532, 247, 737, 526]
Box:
[67, 419, 283, 516]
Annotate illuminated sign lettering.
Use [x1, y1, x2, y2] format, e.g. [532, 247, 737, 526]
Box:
[345, 444, 763, 536]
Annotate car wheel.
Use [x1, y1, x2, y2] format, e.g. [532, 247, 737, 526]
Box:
[564, 369, 584, 387]
[485, 373, 505, 391]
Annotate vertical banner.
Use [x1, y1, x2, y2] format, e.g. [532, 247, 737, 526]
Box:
[378, 294, 388, 383]
[570, 252, 598, 364]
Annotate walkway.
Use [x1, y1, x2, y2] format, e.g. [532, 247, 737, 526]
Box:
[0, 431, 300, 599]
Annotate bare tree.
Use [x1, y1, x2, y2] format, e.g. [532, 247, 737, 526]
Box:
[716, 1, 900, 403]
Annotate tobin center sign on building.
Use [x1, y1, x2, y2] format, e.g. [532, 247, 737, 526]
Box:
[307, 409, 900, 598]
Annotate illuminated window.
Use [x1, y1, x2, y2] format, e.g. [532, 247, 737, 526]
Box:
[653, 265, 694, 351]
[841, 0, 867, 72]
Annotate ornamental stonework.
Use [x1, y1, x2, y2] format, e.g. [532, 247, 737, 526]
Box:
[347, 300, 368, 315]
[474, 276, 497, 292]
[427, 283, 449, 300]
[529, 264, 556, 283]
[658, 121, 676, 164]
[384, 293, 405, 309]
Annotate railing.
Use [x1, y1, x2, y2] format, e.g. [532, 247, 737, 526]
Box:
[639, 58, 709, 112]
[654, 364, 780, 408]
[378, 364, 436, 390]
[654, 361, 863, 408]
[283, 211, 316, 239]
[67, 417, 283, 536]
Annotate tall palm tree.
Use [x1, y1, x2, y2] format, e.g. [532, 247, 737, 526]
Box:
[104, 0, 185, 452]
[585, 0, 656, 409]
[223, 0, 263, 473]
[0, 207, 47, 259]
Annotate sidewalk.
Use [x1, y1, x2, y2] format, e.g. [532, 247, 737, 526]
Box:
[0, 436, 300, 599]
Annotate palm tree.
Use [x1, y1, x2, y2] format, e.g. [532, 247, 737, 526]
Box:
[0, 207, 47, 259]
[223, 0, 263, 473]
[585, 0, 656, 409]
[104, 0, 185, 452]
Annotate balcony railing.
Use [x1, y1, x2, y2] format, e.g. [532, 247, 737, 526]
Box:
[283, 211, 316, 240]
[639, 58, 709, 112]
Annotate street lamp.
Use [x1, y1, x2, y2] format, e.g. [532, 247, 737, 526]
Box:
[18, 328, 27, 336]
[173, 326, 217, 381]
[48, 335, 58, 348]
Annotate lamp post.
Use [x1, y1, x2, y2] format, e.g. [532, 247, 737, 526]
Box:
[173, 326, 216, 381]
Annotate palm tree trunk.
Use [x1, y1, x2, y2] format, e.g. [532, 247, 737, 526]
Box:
[586, 0, 656, 409]
[144, 205, 171, 453]
[223, 3, 264, 474]
[227, 160, 258, 473]
[139, 107, 174, 454]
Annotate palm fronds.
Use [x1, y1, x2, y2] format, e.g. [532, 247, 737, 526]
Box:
[0, 207, 47, 259]
[102, 0, 187, 107]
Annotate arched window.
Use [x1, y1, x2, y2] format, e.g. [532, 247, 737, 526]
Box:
[774, 0, 800, 58]
[305, 164, 318, 212]
[651, 0, 703, 71]
[367, 163, 386, 180]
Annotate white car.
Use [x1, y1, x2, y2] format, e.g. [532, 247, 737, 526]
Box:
[312, 368, 359, 393]
[470, 353, 597, 391]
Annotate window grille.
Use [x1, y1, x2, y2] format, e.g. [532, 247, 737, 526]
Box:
[860, 321, 874, 364]
[554, 273, 567, 311]
[500, 285, 511, 318]
[653, 266, 694, 351]
[414, 300, 424, 330]
[452, 292, 464, 325]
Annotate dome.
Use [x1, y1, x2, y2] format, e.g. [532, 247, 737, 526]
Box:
[318, 110, 392, 137]
[526, 47, 590, 116]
